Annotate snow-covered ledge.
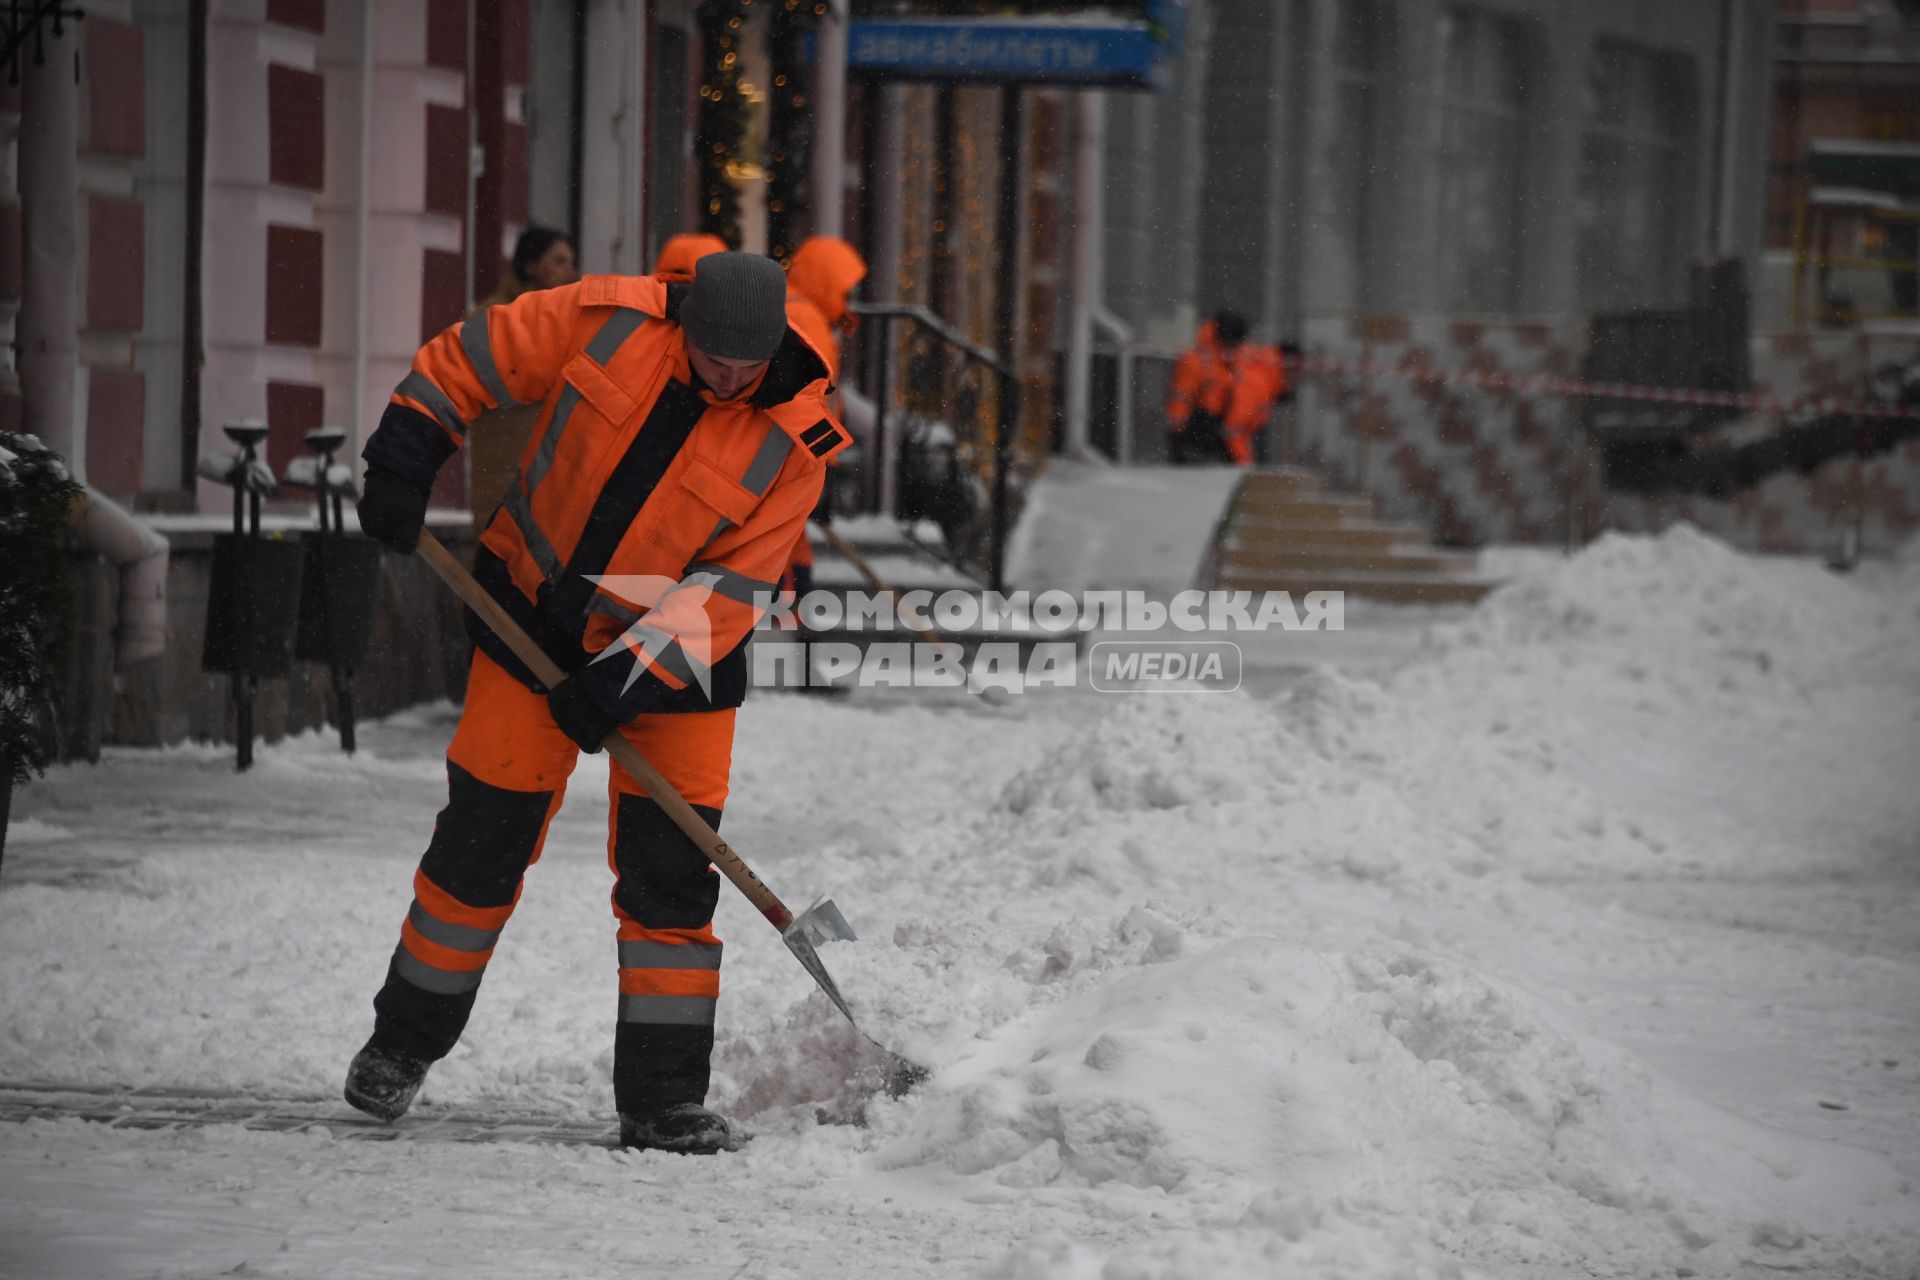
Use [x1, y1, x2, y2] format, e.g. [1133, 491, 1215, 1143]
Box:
[70, 488, 170, 669]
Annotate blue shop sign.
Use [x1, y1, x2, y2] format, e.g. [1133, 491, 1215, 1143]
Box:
[846, 16, 1174, 88]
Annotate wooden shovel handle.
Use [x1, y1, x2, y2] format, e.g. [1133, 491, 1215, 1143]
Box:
[415, 529, 795, 931]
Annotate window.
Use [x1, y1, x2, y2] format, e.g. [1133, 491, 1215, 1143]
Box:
[1576, 42, 1695, 309]
[1435, 8, 1531, 313]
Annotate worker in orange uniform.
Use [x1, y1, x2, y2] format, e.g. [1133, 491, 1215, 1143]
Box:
[344, 253, 849, 1154]
[1166, 310, 1288, 465]
[653, 232, 728, 277]
[779, 235, 867, 604]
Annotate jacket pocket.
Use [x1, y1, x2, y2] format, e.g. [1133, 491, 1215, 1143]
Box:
[674, 454, 760, 530]
[552, 351, 648, 485]
[636, 453, 761, 562]
[561, 351, 639, 425]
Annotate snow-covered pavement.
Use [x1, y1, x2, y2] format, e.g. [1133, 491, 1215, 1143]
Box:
[3, 526, 1917, 1279]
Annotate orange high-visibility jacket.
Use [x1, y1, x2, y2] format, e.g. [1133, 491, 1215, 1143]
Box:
[364, 273, 851, 719]
[782, 288, 831, 574]
[787, 238, 867, 330]
[1217, 344, 1286, 463]
[780, 238, 867, 576]
[1165, 320, 1219, 430]
[785, 237, 867, 384]
[1167, 332, 1289, 462]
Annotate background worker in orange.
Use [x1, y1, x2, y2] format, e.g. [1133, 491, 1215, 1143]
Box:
[653, 232, 727, 277]
[780, 235, 867, 600]
[345, 252, 849, 1154]
[1165, 310, 1288, 465]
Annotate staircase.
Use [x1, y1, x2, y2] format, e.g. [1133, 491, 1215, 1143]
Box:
[1208, 470, 1498, 606]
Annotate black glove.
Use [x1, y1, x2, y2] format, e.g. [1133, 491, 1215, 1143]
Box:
[548, 674, 621, 754]
[356, 468, 430, 554]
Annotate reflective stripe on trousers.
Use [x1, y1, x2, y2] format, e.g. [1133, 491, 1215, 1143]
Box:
[617, 936, 723, 1027]
[392, 887, 511, 996]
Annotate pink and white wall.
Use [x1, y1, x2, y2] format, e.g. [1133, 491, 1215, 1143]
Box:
[200, 0, 532, 511]
[2, 0, 543, 514]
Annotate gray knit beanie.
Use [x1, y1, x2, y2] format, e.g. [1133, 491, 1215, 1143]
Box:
[681, 252, 789, 361]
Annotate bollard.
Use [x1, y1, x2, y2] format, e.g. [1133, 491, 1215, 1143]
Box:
[198, 422, 303, 771]
[284, 426, 380, 754]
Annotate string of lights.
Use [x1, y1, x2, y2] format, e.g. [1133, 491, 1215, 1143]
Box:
[765, 0, 826, 263]
[695, 0, 755, 244]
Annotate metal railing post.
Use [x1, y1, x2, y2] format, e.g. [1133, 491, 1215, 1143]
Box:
[870, 312, 893, 515]
[991, 366, 1014, 594]
[1092, 306, 1134, 465]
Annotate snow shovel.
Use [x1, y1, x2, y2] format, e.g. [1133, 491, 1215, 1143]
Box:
[415, 529, 926, 1095]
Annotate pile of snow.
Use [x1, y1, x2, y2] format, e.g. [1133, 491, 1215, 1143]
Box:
[811, 526, 1920, 1275]
[3, 524, 1916, 1279]
[878, 920, 1913, 1279]
[1428, 524, 1917, 700]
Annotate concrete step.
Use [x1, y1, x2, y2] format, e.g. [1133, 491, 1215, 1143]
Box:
[1238, 470, 1324, 499]
[1233, 496, 1378, 526]
[1215, 570, 1497, 606]
[1228, 522, 1427, 552]
[1222, 545, 1477, 576]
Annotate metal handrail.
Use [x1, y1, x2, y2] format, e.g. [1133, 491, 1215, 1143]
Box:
[846, 301, 1019, 590]
[849, 302, 1014, 377]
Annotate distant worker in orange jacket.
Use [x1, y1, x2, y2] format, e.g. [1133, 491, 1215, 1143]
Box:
[1166, 310, 1287, 466]
[780, 236, 867, 602]
[345, 252, 849, 1154]
[785, 235, 866, 382]
[653, 232, 728, 277]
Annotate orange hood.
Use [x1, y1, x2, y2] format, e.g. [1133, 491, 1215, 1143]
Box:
[652, 233, 727, 276]
[786, 236, 868, 326]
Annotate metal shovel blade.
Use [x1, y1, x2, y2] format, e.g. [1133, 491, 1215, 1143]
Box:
[787, 895, 858, 947]
[781, 898, 930, 1096]
[781, 897, 860, 1027]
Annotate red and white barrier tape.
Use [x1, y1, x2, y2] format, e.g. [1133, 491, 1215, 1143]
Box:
[1297, 354, 1919, 421]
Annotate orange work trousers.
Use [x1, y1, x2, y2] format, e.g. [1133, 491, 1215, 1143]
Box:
[367, 650, 737, 1116]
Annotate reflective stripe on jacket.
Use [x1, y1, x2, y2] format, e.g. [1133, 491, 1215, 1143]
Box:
[364, 273, 851, 719]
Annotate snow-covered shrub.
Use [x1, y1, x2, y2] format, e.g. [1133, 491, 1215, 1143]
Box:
[0, 432, 81, 786]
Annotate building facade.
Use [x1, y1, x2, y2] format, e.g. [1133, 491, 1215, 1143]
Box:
[1102, 0, 1780, 345]
[3, 0, 705, 515]
[1763, 0, 1920, 326]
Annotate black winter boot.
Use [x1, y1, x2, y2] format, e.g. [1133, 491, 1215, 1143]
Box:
[343, 1037, 431, 1122]
[619, 1103, 738, 1154]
